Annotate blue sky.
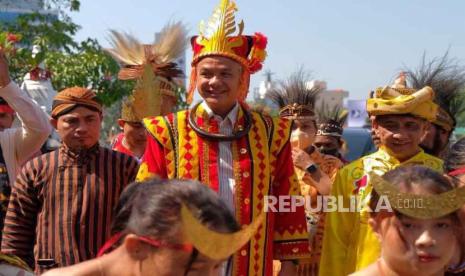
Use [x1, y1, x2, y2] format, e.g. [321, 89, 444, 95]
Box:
[71, 0, 465, 100]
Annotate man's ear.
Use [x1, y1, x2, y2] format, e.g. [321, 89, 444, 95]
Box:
[50, 118, 58, 130]
[123, 234, 151, 261]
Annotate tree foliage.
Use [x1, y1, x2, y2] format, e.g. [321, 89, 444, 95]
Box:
[1, 0, 189, 144]
[0, 7, 132, 107]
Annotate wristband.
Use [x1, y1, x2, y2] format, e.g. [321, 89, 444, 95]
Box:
[305, 164, 318, 174]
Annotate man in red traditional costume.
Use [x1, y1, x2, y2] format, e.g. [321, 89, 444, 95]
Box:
[136, 1, 311, 275]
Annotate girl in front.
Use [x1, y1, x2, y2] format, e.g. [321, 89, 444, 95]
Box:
[43, 178, 262, 276]
[351, 166, 465, 276]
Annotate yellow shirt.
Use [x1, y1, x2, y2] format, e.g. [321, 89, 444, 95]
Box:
[318, 147, 443, 276]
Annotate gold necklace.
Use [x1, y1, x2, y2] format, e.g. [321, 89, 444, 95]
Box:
[188, 102, 252, 141]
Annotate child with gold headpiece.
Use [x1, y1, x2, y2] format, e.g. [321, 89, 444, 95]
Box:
[107, 22, 187, 159]
[43, 178, 264, 276]
[351, 166, 465, 276]
[319, 78, 444, 276]
[136, 1, 311, 275]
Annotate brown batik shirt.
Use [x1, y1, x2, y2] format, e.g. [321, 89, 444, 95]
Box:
[1, 144, 139, 273]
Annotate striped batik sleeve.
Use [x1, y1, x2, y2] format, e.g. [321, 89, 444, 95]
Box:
[1, 157, 41, 268]
[125, 155, 139, 183]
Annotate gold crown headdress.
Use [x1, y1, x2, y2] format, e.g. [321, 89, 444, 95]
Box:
[180, 204, 264, 260]
[107, 22, 188, 121]
[187, 0, 268, 104]
[366, 73, 439, 121]
[371, 173, 465, 219]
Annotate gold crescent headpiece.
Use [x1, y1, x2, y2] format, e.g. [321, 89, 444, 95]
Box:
[180, 204, 265, 260]
[371, 173, 465, 219]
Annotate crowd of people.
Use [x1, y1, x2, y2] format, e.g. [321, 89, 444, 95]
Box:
[0, 0, 464, 275]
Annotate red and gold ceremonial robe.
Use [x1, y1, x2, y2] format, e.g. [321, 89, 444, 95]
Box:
[137, 105, 311, 276]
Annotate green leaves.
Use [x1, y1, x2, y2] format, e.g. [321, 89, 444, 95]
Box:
[43, 39, 134, 106]
[0, 10, 133, 107]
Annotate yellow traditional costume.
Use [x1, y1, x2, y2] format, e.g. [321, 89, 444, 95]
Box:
[319, 82, 443, 276]
[136, 1, 311, 275]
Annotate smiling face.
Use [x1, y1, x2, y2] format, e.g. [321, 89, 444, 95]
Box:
[373, 114, 428, 161]
[196, 56, 243, 117]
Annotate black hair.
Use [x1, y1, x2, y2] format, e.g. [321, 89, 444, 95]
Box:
[0, 97, 8, 105]
[420, 123, 447, 156]
[112, 178, 239, 237]
[404, 52, 465, 127]
[267, 67, 321, 113]
[111, 178, 239, 274]
[444, 136, 465, 173]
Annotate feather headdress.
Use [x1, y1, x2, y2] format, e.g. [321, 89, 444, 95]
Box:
[107, 22, 188, 121]
[316, 103, 348, 137]
[267, 69, 322, 119]
[404, 52, 465, 130]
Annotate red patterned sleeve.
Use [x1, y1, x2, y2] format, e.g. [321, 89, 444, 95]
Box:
[136, 133, 167, 181]
[272, 141, 311, 260]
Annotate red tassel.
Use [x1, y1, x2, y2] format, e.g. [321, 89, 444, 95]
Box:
[253, 32, 268, 49]
[187, 66, 197, 104]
